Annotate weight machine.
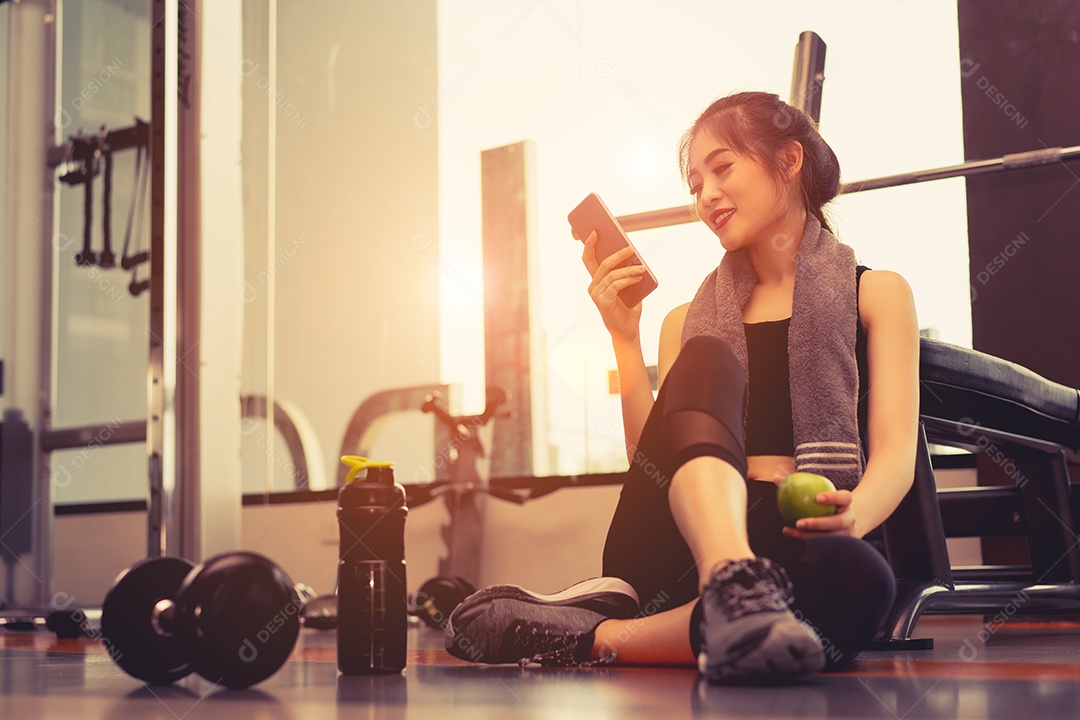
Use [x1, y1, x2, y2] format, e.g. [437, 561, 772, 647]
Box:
[50, 119, 151, 295]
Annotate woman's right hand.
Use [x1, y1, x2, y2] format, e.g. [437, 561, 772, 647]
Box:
[580, 230, 649, 342]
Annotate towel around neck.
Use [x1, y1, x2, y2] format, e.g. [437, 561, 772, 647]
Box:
[680, 214, 864, 490]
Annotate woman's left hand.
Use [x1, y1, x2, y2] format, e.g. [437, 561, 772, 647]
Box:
[781, 489, 860, 540]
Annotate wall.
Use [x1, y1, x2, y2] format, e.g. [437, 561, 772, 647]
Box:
[51, 467, 980, 607]
[49, 490, 598, 606]
[958, 0, 1080, 386]
[957, 0, 1080, 566]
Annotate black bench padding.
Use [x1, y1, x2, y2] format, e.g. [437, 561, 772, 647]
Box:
[919, 338, 1080, 453]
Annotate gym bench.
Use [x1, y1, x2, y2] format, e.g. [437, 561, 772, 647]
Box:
[874, 338, 1080, 647]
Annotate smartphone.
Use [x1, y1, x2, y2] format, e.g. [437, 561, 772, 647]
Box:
[568, 192, 659, 307]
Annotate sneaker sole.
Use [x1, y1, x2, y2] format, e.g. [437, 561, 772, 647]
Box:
[453, 577, 639, 626]
[699, 612, 825, 682]
[446, 578, 640, 661]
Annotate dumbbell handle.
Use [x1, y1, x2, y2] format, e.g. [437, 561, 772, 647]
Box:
[150, 598, 176, 637]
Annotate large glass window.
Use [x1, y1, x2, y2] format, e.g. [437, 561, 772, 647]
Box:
[47, 1, 443, 503]
[51, 0, 151, 503]
[43, 1, 969, 506]
[435, 0, 968, 476]
[236, 1, 441, 494]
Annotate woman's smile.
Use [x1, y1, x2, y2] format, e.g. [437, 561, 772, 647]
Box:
[711, 208, 736, 229]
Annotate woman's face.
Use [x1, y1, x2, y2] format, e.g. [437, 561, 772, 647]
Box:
[686, 131, 790, 252]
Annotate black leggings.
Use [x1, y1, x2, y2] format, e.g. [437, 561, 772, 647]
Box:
[602, 335, 896, 669]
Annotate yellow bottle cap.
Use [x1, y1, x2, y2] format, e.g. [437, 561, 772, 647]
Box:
[340, 455, 395, 484]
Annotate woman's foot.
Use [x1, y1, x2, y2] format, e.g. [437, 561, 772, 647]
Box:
[698, 557, 824, 682]
[445, 577, 639, 667]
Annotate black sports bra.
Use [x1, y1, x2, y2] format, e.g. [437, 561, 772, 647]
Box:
[743, 266, 870, 456]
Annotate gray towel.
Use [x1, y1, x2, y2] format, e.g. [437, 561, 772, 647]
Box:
[680, 214, 864, 490]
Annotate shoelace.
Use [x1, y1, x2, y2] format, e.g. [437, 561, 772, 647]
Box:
[703, 559, 794, 623]
[512, 624, 618, 668]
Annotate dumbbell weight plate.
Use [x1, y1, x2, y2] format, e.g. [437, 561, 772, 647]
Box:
[173, 551, 301, 689]
[414, 576, 477, 630]
[100, 556, 197, 685]
[455, 577, 478, 598]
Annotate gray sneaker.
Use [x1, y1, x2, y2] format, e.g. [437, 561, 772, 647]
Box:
[698, 557, 825, 682]
[446, 577, 639, 667]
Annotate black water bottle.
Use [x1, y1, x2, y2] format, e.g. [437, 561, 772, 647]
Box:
[337, 456, 408, 674]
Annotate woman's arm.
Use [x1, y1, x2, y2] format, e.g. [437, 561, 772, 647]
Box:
[580, 232, 653, 461]
[616, 302, 689, 461]
[611, 331, 653, 461]
[785, 269, 920, 539]
[849, 270, 921, 537]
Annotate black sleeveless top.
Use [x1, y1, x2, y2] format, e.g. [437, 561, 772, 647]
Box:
[743, 265, 870, 457]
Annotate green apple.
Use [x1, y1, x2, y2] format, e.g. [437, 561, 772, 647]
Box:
[776, 472, 837, 525]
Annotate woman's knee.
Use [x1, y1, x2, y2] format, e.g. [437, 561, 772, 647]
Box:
[664, 335, 746, 414]
[789, 536, 897, 670]
[674, 335, 742, 380]
[803, 535, 896, 606]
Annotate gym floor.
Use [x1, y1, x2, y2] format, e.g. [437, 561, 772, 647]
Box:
[2, 616, 1080, 719]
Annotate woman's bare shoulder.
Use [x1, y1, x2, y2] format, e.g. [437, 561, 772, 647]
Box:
[662, 302, 691, 334]
[858, 269, 916, 330]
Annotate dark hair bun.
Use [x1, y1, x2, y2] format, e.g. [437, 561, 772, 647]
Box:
[679, 92, 842, 233]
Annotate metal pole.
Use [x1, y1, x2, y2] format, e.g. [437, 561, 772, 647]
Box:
[789, 31, 826, 124]
[481, 141, 541, 477]
[40, 421, 147, 451]
[840, 145, 1080, 194]
[265, 0, 277, 503]
[615, 146, 1080, 233]
[148, 0, 179, 558]
[2, 0, 56, 613]
[176, 0, 201, 558]
[616, 205, 696, 233]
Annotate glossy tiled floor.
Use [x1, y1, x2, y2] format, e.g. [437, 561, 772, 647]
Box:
[3, 616, 1080, 719]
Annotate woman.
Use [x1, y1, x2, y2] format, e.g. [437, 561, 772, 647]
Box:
[446, 91, 920, 683]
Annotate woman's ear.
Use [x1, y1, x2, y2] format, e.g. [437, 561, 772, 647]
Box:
[780, 140, 804, 182]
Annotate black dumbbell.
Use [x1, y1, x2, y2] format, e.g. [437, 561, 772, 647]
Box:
[413, 575, 477, 629]
[100, 551, 301, 689]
